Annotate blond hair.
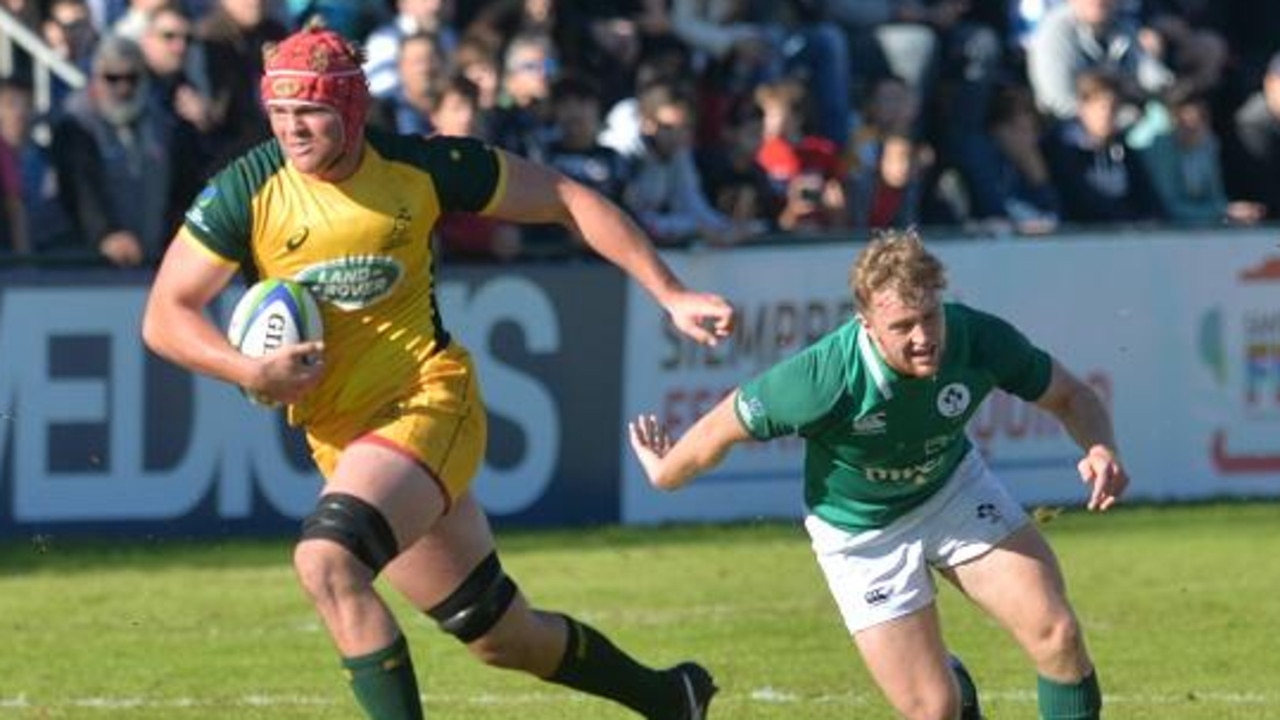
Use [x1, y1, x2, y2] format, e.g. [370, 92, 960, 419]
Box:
[850, 228, 947, 312]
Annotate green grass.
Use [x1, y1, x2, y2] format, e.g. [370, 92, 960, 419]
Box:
[0, 502, 1277, 719]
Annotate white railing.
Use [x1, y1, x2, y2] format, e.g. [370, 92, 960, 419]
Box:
[0, 6, 86, 113]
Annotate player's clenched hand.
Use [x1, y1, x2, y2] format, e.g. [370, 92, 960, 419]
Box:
[628, 413, 673, 488]
[247, 341, 326, 405]
[1077, 444, 1128, 512]
[665, 291, 735, 346]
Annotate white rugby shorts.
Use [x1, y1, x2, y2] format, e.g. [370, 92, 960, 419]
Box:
[805, 449, 1030, 634]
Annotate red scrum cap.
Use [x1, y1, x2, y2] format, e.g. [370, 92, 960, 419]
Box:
[261, 21, 369, 156]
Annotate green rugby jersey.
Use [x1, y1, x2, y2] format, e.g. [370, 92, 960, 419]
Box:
[734, 303, 1052, 531]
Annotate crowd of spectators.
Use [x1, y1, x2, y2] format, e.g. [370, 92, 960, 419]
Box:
[2, 0, 1280, 264]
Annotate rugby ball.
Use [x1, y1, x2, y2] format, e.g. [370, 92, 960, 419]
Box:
[226, 278, 324, 406]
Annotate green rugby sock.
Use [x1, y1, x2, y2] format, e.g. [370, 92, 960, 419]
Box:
[342, 635, 423, 720]
[545, 614, 677, 718]
[1038, 670, 1101, 720]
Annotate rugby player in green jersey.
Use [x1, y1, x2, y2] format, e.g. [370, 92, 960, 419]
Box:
[630, 229, 1129, 720]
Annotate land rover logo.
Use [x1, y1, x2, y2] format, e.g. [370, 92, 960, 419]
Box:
[297, 256, 403, 310]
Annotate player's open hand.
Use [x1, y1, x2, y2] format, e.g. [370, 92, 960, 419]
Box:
[666, 291, 735, 346]
[628, 413, 673, 488]
[1077, 445, 1128, 511]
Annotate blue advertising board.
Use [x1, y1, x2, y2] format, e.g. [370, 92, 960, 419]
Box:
[0, 263, 629, 539]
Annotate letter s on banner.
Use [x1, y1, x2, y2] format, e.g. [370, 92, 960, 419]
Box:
[438, 277, 561, 515]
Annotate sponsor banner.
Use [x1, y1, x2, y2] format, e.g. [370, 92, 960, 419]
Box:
[0, 264, 626, 538]
[621, 232, 1280, 524]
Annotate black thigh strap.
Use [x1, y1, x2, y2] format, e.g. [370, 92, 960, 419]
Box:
[426, 552, 518, 643]
[300, 493, 400, 574]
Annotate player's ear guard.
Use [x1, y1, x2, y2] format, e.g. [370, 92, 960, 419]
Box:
[426, 552, 518, 643]
[300, 493, 399, 573]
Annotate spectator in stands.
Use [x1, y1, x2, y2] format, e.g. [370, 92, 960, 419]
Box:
[752, 78, 847, 231]
[522, 73, 636, 255]
[818, 0, 946, 97]
[1042, 69, 1161, 224]
[623, 83, 749, 246]
[1026, 0, 1173, 121]
[50, 35, 201, 266]
[0, 79, 73, 253]
[196, 0, 288, 170]
[364, 0, 457, 99]
[426, 74, 481, 137]
[43, 0, 99, 74]
[0, 85, 28, 257]
[777, 158, 849, 232]
[1141, 92, 1262, 226]
[369, 31, 447, 136]
[452, 36, 502, 118]
[489, 33, 559, 162]
[821, 0, 1005, 165]
[545, 74, 631, 203]
[3, 0, 41, 36]
[849, 132, 925, 230]
[111, 0, 165, 39]
[1138, 0, 1228, 105]
[955, 83, 1060, 235]
[544, 0, 670, 109]
[754, 78, 840, 190]
[1230, 53, 1280, 220]
[670, 0, 852, 149]
[1216, 0, 1280, 113]
[695, 99, 780, 234]
[598, 34, 694, 160]
[844, 74, 920, 176]
[138, 2, 215, 135]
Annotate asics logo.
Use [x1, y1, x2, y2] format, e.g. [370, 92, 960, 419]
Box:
[285, 226, 309, 251]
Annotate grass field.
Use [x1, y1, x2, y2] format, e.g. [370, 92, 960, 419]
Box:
[1, 502, 1277, 720]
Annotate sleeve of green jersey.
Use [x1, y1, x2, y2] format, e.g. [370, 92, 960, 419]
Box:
[181, 144, 282, 264]
[383, 133, 501, 213]
[965, 304, 1053, 401]
[734, 339, 848, 440]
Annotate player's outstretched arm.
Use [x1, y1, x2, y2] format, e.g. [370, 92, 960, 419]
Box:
[1034, 359, 1130, 511]
[629, 392, 751, 491]
[486, 149, 735, 346]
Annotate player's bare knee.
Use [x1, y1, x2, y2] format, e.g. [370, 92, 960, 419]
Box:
[292, 539, 372, 607]
[426, 552, 520, 662]
[1028, 610, 1087, 668]
[295, 493, 399, 602]
[891, 687, 960, 720]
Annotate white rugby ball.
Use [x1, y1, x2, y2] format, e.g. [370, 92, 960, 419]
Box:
[226, 278, 324, 406]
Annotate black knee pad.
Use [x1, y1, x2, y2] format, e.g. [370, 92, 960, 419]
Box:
[299, 493, 399, 574]
[426, 552, 518, 643]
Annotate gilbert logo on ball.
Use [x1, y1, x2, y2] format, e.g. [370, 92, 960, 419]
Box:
[227, 278, 324, 406]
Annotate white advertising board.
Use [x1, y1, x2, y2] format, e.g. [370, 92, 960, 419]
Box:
[621, 231, 1280, 523]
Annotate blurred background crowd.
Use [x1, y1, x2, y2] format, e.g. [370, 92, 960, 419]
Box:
[2, 0, 1280, 266]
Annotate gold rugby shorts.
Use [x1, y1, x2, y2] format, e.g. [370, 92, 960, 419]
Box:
[308, 342, 486, 505]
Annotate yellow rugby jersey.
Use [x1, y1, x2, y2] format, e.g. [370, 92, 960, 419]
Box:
[182, 129, 505, 428]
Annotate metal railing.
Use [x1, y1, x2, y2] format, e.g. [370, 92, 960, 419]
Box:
[0, 6, 86, 113]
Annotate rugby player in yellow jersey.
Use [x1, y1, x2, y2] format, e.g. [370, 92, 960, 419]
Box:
[142, 23, 728, 720]
[629, 231, 1130, 720]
